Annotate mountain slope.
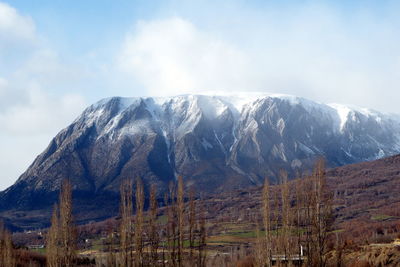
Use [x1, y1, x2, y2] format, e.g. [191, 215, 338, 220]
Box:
[1, 94, 400, 228]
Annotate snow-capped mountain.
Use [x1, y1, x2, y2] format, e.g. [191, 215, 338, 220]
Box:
[1, 94, 400, 222]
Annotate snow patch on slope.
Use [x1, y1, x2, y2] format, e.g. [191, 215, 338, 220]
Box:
[328, 104, 351, 131]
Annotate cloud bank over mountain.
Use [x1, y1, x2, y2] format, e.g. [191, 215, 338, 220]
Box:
[0, 2, 86, 190]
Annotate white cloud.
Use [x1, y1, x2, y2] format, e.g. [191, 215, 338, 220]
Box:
[0, 134, 53, 191]
[0, 2, 37, 54]
[0, 2, 35, 43]
[0, 85, 85, 135]
[0, 77, 86, 190]
[117, 9, 400, 113]
[0, 77, 7, 95]
[0, 84, 86, 190]
[0, 2, 87, 190]
[118, 17, 257, 96]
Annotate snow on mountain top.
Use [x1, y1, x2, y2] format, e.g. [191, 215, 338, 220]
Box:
[196, 95, 228, 118]
[88, 94, 399, 129]
[329, 103, 380, 117]
[198, 91, 269, 111]
[328, 103, 389, 131]
[91, 93, 328, 113]
[119, 97, 141, 110]
[194, 91, 323, 112]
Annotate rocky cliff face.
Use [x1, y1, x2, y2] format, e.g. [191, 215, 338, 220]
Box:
[1, 94, 400, 227]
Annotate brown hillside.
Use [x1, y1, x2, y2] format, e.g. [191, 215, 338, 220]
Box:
[189, 154, 400, 247]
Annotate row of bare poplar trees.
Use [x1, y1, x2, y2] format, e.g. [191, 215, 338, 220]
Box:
[45, 176, 207, 267]
[255, 159, 333, 267]
[108, 176, 207, 267]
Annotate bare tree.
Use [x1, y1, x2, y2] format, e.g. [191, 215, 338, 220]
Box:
[106, 224, 117, 267]
[300, 159, 333, 267]
[280, 170, 290, 262]
[304, 173, 314, 267]
[149, 184, 159, 266]
[3, 230, 14, 267]
[167, 182, 177, 267]
[197, 204, 207, 267]
[312, 159, 333, 267]
[0, 221, 15, 267]
[59, 179, 76, 267]
[47, 204, 60, 267]
[163, 193, 172, 266]
[120, 179, 133, 267]
[188, 187, 196, 260]
[135, 178, 144, 267]
[262, 178, 272, 267]
[254, 222, 266, 267]
[45, 180, 76, 267]
[295, 176, 305, 263]
[252, 160, 333, 267]
[273, 184, 280, 258]
[177, 176, 184, 266]
[0, 221, 5, 267]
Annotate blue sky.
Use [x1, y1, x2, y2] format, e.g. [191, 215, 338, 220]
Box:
[1, 0, 400, 189]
